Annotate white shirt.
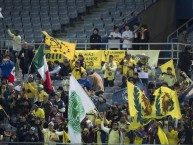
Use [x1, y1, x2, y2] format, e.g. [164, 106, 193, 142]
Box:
[122, 30, 134, 48]
[8, 29, 21, 51]
[109, 32, 121, 39]
[50, 65, 61, 75]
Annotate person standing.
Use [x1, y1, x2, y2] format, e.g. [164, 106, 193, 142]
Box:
[133, 23, 141, 50]
[18, 42, 34, 78]
[0, 55, 14, 79]
[178, 46, 192, 77]
[178, 30, 189, 51]
[90, 28, 101, 50]
[59, 58, 72, 78]
[6, 25, 21, 63]
[102, 55, 117, 87]
[101, 121, 123, 144]
[120, 53, 136, 88]
[141, 24, 150, 50]
[122, 24, 134, 50]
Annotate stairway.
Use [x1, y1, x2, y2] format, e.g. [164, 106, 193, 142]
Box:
[57, 0, 118, 39]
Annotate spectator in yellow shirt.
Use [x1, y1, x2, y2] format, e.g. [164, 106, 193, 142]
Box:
[166, 124, 180, 145]
[158, 67, 177, 87]
[32, 102, 45, 121]
[71, 60, 86, 80]
[23, 75, 37, 103]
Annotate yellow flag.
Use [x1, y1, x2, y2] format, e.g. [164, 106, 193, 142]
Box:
[159, 60, 176, 78]
[0, 105, 2, 110]
[180, 71, 192, 89]
[152, 87, 182, 119]
[42, 31, 76, 60]
[158, 126, 169, 145]
[127, 82, 152, 128]
[63, 131, 70, 143]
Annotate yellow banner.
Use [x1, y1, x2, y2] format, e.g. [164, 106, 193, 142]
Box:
[127, 50, 160, 67]
[44, 50, 65, 62]
[102, 50, 126, 68]
[75, 50, 102, 69]
[42, 31, 76, 60]
[159, 60, 176, 78]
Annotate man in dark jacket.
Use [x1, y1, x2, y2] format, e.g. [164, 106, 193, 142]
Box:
[90, 28, 101, 50]
[59, 58, 72, 78]
[24, 127, 39, 144]
[178, 46, 192, 77]
[9, 115, 31, 142]
[95, 95, 110, 112]
[18, 42, 34, 77]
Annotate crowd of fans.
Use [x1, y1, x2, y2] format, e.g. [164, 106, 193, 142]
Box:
[0, 21, 192, 145]
[90, 23, 150, 50]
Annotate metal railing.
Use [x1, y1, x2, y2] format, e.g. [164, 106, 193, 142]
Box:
[0, 39, 191, 65]
[167, 17, 193, 42]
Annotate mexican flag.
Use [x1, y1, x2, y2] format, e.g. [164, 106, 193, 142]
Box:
[7, 67, 15, 83]
[68, 75, 95, 143]
[32, 45, 53, 93]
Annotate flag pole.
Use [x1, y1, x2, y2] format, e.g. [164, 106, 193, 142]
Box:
[23, 42, 45, 83]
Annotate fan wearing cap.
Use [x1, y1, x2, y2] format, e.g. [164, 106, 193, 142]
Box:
[22, 74, 37, 102]
[32, 101, 45, 121]
[59, 58, 72, 78]
[135, 53, 155, 86]
[158, 67, 176, 87]
[71, 60, 86, 80]
[24, 127, 39, 143]
[102, 55, 117, 87]
[42, 122, 59, 143]
[53, 92, 66, 113]
[37, 85, 47, 102]
[42, 92, 53, 122]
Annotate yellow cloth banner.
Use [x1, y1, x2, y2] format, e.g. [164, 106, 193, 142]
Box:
[0, 105, 2, 110]
[127, 82, 152, 129]
[158, 126, 169, 145]
[159, 60, 176, 78]
[42, 31, 76, 60]
[44, 50, 65, 62]
[152, 87, 182, 119]
[127, 50, 160, 76]
[102, 50, 126, 68]
[75, 50, 102, 69]
[127, 82, 152, 117]
[127, 50, 160, 67]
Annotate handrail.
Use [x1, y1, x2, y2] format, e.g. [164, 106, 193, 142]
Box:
[167, 17, 193, 42]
